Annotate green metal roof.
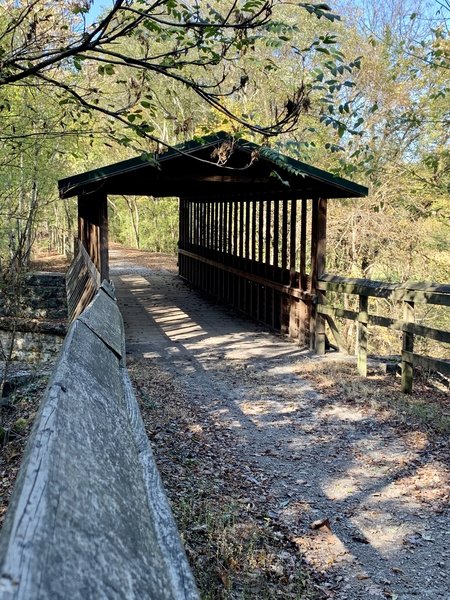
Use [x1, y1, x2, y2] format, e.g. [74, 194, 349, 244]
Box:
[58, 131, 368, 200]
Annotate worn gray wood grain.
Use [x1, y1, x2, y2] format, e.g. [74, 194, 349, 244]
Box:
[0, 290, 198, 600]
[78, 287, 124, 358]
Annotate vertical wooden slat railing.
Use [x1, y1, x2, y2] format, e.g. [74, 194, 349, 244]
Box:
[178, 195, 317, 341]
[66, 239, 102, 321]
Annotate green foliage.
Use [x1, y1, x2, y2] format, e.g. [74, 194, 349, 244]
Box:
[0, 0, 447, 320]
[110, 196, 179, 254]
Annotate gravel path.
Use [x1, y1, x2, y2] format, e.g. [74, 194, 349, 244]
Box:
[111, 247, 450, 600]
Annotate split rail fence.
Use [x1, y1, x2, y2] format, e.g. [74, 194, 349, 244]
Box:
[316, 276, 450, 393]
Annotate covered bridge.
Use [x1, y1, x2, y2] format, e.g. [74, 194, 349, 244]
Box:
[58, 132, 368, 351]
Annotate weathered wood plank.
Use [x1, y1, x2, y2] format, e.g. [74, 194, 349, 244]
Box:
[78, 286, 124, 358]
[281, 198, 288, 278]
[66, 242, 101, 321]
[323, 314, 348, 353]
[122, 370, 199, 598]
[318, 275, 450, 305]
[401, 300, 415, 393]
[300, 198, 307, 290]
[317, 305, 450, 344]
[310, 198, 327, 352]
[0, 290, 198, 600]
[289, 199, 297, 287]
[98, 193, 109, 281]
[357, 295, 369, 377]
[258, 200, 264, 264]
[402, 351, 450, 377]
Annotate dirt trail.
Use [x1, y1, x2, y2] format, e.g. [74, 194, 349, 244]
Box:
[111, 246, 450, 600]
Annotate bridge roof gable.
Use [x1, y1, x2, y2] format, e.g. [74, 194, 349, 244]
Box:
[58, 131, 368, 200]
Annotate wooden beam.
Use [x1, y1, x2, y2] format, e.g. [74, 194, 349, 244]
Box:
[0, 287, 199, 599]
[289, 199, 297, 283]
[77, 193, 108, 281]
[99, 193, 109, 281]
[300, 198, 307, 291]
[357, 295, 369, 376]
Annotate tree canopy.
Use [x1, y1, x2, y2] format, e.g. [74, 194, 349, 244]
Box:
[0, 0, 357, 143]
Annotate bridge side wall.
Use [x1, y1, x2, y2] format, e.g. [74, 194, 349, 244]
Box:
[178, 196, 327, 349]
[0, 283, 198, 600]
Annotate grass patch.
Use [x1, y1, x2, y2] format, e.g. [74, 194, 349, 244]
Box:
[299, 357, 450, 433]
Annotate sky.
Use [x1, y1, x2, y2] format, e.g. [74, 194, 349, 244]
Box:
[86, 1, 110, 25]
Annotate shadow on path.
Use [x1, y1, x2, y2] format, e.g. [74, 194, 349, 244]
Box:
[111, 252, 450, 600]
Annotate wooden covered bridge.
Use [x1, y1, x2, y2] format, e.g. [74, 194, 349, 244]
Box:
[58, 131, 368, 353]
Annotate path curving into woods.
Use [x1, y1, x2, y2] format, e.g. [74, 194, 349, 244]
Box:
[110, 244, 450, 600]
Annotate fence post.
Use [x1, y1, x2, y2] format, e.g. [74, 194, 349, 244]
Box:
[357, 294, 368, 377]
[401, 299, 415, 393]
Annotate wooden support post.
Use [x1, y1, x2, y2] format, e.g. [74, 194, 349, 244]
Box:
[265, 200, 271, 276]
[310, 197, 327, 353]
[281, 198, 288, 282]
[233, 201, 238, 263]
[227, 201, 232, 254]
[251, 200, 257, 264]
[223, 201, 228, 256]
[219, 201, 224, 255]
[98, 193, 109, 282]
[78, 192, 108, 281]
[258, 200, 264, 266]
[214, 201, 219, 251]
[357, 295, 369, 376]
[297, 199, 308, 347]
[207, 202, 211, 250]
[300, 198, 307, 290]
[289, 199, 297, 286]
[401, 300, 415, 393]
[257, 201, 264, 320]
[272, 200, 279, 328]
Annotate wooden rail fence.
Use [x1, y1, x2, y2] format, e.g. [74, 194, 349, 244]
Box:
[0, 283, 199, 600]
[316, 275, 450, 393]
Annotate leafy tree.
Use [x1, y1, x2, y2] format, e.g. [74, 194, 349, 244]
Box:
[0, 0, 357, 147]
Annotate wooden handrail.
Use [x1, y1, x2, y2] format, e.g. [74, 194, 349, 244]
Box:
[0, 283, 199, 599]
[318, 275, 450, 306]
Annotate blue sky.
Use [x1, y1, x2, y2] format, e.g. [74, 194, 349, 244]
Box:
[86, 1, 110, 25]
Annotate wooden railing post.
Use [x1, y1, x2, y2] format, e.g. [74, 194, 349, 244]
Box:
[99, 193, 109, 281]
[401, 299, 415, 393]
[296, 199, 307, 346]
[357, 294, 369, 376]
[310, 197, 327, 354]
